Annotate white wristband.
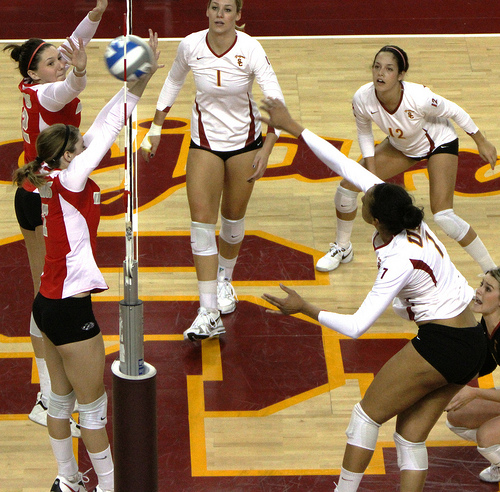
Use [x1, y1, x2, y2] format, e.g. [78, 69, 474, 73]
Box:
[148, 122, 162, 136]
[73, 67, 87, 77]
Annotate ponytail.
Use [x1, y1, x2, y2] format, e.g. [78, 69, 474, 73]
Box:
[12, 157, 47, 188]
[13, 123, 79, 189]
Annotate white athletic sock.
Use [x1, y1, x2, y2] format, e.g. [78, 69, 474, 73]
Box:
[49, 436, 78, 479]
[478, 444, 500, 466]
[335, 466, 364, 491]
[463, 236, 496, 272]
[35, 357, 51, 407]
[336, 218, 355, 249]
[218, 254, 237, 281]
[88, 445, 114, 491]
[198, 280, 217, 310]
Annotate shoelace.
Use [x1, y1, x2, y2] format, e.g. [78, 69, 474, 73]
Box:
[328, 243, 344, 256]
[218, 280, 237, 300]
[80, 468, 92, 487]
[197, 308, 219, 329]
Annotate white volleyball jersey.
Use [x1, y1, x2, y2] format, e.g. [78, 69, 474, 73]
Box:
[156, 29, 284, 151]
[352, 81, 479, 158]
[319, 221, 473, 338]
[297, 128, 473, 339]
[39, 90, 140, 299]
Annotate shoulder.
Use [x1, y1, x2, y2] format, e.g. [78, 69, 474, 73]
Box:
[235, 31, 264, 53]
[403, 81, 437, 99]
[180, 30, 208, 50]
[353, 83, 375, 101]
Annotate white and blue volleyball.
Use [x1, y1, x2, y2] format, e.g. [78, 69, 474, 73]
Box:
[104, 35, 154, 81]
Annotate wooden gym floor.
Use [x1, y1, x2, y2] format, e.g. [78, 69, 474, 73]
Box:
[1, 2, 500, 491]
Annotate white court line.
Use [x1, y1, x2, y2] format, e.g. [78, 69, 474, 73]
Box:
[2, 33, 500, 43]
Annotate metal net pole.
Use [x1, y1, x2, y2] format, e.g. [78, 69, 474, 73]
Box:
[112, 3, 158, 490]
[118, 5, 144, 377]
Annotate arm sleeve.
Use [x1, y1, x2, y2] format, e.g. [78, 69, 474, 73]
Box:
[421, 87, 479, 135]
[156, 40, 191, 113]
[36, 71, 86, 112]
[58, 13, 101, 64]
[60, 90, 140, 192]
[252, 40, 284, 139]
[300, 128, 383, 192]
[318, 257, 414, 338]
[352, 91, 376, 158]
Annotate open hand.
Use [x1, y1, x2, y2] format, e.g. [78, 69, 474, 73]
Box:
[262, 283, 305, 316]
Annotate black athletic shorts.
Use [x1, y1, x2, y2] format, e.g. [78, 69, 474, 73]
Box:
[189, 134, 263, 161]
[410, 138, 459, 161]
[14, 187, 43, 231]
[32, 292, 101, 346]
[411, 322, 487, 385]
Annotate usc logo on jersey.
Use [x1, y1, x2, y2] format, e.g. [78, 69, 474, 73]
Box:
[405, 110, 415, 119]
[235, 55, 245, 67]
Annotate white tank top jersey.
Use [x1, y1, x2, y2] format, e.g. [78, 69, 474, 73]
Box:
[352, 80, 479, 158]
[156, 29, 284, 152]
[298, 129, 474, 339]
[39, 90, 140, 299]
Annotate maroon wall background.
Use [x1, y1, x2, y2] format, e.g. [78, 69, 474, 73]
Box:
[2, 0, 500, 40]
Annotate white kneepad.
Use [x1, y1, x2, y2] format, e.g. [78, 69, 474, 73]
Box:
[394, 432, 428, 471]
[335, 185, 359, 214]
[345, 402, 381, 451]
[190, 222, 217, 256]
[433, 209, 470, 242]
[48, 390, 77, 420]
[445, 418, 478, 442]
[79, 392, 108, 430]
[219, 216, 245, 245]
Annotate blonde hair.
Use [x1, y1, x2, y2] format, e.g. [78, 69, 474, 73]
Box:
[13, 124, 79, 189]
[207, 0, 245, 31]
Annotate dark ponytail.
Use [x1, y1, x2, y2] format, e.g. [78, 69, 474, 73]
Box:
[3, 39, 52, 79]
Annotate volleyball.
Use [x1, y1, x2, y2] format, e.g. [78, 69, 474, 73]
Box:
[104, 35, 154, 82]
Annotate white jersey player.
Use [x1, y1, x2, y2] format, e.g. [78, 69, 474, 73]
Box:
[315, 45, 497, 275]
[141, 0, 285, 341]
[13, 35, 159, 492]
[258, 97, 488, 492]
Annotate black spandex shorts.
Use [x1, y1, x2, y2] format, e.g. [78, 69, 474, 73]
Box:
[410, 138, 459, 161]
[32, 292, 101, 346]
[189, 134, 263, 161]
[14, 187, 43, 231]
[411, 322, 487, 385]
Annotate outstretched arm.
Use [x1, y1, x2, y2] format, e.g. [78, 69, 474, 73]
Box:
[88, 0, 108, 22]
[259, 98, 383, 193]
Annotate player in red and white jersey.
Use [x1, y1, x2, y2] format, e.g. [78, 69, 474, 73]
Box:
[13, 36, 159, 492]
[141, 0, 285, 341]
[260, 98, 488, 492]
[316, 45, 497, 275]
[3, 0, 107, 433]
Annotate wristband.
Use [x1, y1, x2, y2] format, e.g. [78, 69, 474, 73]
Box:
[148, 122, 163, 136]
[141, 123, 163, 152]
[73, 67, 87, 77]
